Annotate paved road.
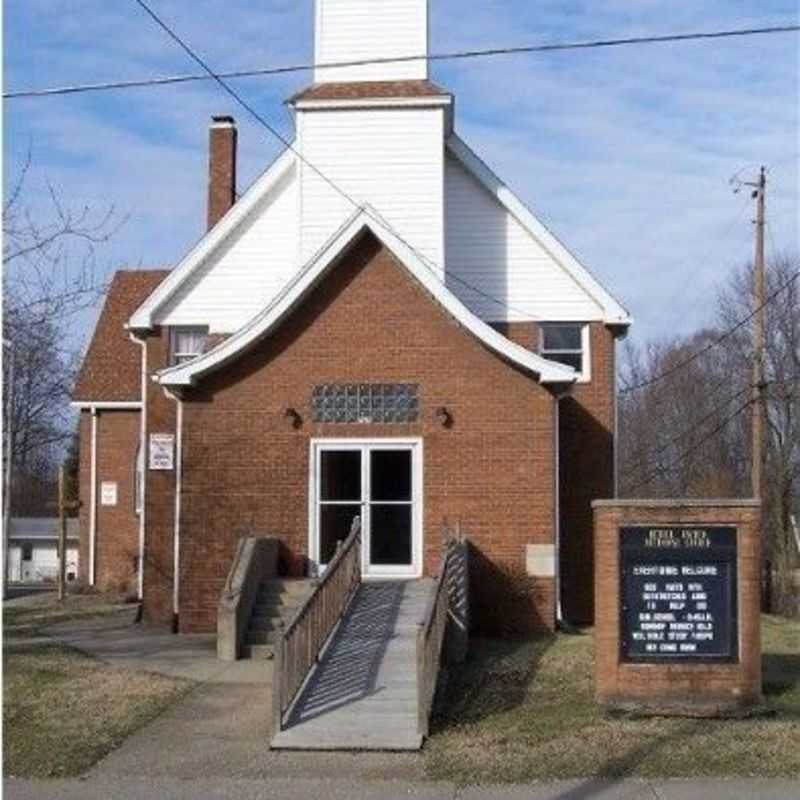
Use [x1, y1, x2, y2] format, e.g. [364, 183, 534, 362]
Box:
[5, 777, 800, 799]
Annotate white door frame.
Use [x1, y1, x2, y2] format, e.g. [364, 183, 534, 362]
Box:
[308, 438, 424, 579]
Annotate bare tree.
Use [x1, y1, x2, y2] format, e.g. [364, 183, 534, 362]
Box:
[619, 252, 799, 614]
[3, 152, 125, 515]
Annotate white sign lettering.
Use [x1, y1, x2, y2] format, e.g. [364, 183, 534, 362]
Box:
[149, 433, 175, 471]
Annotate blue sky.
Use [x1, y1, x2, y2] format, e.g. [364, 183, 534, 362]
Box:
[5, 0, 799, 350]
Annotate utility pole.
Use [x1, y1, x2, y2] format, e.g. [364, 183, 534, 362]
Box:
[750, 166, 767, 501]
[744, 166, 769, 611]
[2, 339, 15, 601]
[58, 465, 67, 602]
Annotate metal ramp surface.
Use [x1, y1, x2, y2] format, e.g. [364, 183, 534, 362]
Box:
[270, 579, 432, 751]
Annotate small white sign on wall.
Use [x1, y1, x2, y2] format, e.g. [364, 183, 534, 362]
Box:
[100, 481, 118, 507]
[149, 433, 175, 471]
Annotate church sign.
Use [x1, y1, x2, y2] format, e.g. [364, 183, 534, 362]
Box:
[620, 526, 738, 663]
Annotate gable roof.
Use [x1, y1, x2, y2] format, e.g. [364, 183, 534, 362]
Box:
[129, 130, 630, 333]
[446, 135, 632, 327]
[289, 80, 449, 103]
[72, 269, 169, 403]
[127, 147, 296, 331]
[157, 208, 577, 388]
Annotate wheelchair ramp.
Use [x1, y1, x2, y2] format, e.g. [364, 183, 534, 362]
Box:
[270, 580, 432, 751]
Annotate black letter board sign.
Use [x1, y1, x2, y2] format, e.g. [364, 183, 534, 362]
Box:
[620, 526, 738, 663]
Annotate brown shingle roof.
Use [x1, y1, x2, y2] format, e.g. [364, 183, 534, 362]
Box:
[72, 270, 169, 402]
[290, 80, 450, 103]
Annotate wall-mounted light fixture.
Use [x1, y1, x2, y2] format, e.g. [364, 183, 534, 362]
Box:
[285, 407, 303, 430]
[435, 406, 453, 429]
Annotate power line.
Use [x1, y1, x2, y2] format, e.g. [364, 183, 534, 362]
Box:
[619, 270, 800, 395]
[6, 24, 800, 100]
[623, 396, 754, 495]
[621, 382, 752, 481]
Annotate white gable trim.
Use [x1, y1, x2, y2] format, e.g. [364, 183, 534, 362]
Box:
[156, 207, 576, 387]
[127, 147, 297, 330]
[446, 135, 632, 327]
[292, 96, 452, 111]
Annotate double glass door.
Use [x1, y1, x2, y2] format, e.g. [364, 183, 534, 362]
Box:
[312, 440, 421, 578]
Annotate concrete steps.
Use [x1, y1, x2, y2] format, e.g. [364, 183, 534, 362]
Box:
[242, 579, 314, 660]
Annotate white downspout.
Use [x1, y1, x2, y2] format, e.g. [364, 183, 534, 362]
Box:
[89, 407, 98, 586]
[164, 388, 183, 632]
[554, 394, 562, 624]
[613, 351, 620, 498]
[129, 333, 148, 601]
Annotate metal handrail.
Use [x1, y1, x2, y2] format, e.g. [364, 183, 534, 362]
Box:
[272, 516, 362, 735]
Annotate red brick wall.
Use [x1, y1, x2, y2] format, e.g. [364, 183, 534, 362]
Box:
[593, 501, 762, 713]
[173, 232, 558, 634]
[559, 323, 616, 624]
[142, 329, 179, 626]
[77, 409, 140, 593]
[487, 320, 617, 624]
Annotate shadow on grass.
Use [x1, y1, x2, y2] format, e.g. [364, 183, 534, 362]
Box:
[430, 635, 555, 733]
[763, 652, 800, 698]
[551, 720, 703, 800]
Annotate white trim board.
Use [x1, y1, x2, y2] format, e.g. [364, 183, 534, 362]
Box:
[71, 401, 142, 410]
[446, 135, 632, 327]
[155, 207, 577, 387]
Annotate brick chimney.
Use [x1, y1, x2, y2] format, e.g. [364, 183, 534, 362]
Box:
[207, 115, 237, 230]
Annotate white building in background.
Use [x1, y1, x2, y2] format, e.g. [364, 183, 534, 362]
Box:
[7, 518, 79, 583]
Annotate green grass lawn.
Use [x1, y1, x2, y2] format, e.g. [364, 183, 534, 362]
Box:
[3, 593, 192, 778]
[425, 614, 800, 783]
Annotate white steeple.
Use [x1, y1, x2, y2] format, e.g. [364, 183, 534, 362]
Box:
[314, 0, 429, 83]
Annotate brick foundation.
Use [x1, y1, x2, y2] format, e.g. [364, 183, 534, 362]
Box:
[593, 500, 762, 715]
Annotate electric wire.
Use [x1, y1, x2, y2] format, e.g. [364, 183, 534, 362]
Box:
[623, 396, 755, 494]
[6, 25, 799, 100]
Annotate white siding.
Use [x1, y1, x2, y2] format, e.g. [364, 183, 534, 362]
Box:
[8, 543, 79, 582]
[157, 165, 299, 332]
[444, 153, 604, 322]
[315, 0, 428, 83]
[299, 108, 444, 274]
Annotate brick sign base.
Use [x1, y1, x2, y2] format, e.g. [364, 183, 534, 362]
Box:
[592, 500, 762, 717]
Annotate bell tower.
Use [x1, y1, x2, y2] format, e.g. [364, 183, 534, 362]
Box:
[314, 0, 429, 84]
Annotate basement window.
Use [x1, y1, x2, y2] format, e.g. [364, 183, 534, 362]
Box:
[540, 323, 590, 381]
[169, 327, 208, 366]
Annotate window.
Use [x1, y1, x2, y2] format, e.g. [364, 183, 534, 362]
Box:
[540, 323, 590, 381]
[311, 384, 419, 424]
[21, 542, 33, 561]
[169, 327, 207, 365]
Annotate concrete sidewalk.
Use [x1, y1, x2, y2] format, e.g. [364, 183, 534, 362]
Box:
[5, 777, 799, 799]
[38, 612, 269, 684]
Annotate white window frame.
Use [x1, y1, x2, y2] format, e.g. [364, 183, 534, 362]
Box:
[169, 326, 208, 366]
[540, 323, 591, 383]
[308, 438, 424, 580]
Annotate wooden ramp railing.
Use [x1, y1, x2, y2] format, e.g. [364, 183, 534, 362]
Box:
[272, 517, 362, 735]
[416, 534, 469, 738]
